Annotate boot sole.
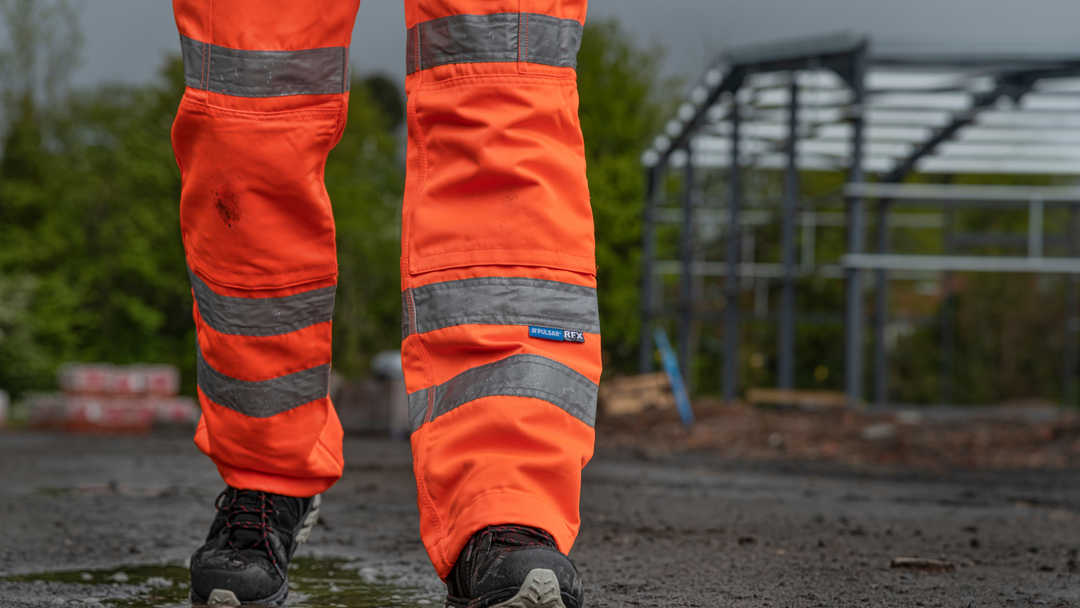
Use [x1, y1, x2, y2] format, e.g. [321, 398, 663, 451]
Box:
[191, 494, 321, 606]
[489, 568, 568, 608]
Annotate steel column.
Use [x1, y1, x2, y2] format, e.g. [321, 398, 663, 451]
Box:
[639, 167, 660, 374]
[940, 200, 956, 405]
[873, 199, 891, 406]
[1065, 204, 1079, 407]
[779, 75, 799, 390]
[723, 100, 742, 402]
[844, 46, 867, 406]
[679, 150, 695, 389]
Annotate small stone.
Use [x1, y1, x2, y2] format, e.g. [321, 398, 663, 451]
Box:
[890, 557, 956, 572]
[861, 423, 896, 441]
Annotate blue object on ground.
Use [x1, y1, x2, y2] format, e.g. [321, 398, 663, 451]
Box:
[652, 327, 695, 426]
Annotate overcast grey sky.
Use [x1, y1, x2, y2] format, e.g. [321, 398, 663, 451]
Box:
[77, 0, 1080, 88]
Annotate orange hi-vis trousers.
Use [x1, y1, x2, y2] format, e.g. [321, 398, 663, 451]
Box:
[171, 0, 598, 579]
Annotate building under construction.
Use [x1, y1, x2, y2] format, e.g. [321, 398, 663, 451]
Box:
[638, 33, 1080, 407]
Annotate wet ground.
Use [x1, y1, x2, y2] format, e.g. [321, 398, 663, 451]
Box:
[1, 431, 1078, 607]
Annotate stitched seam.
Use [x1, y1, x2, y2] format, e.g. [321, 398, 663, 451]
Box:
[201, 40, 209, 90]
[415, 19, 423, 73]
[404, 44, 446, 572]
[202, 318, 333, 338]
[427, 355, 598, 414]
[427, 52, 519, 63]
[316, 434, 344, 470]
[414, 246, 595, 258]
[416, 314, 597, 328]
[200, 354, 330, 387]
[197, 44, 350, 59]
[179, 97, 341, 120]
[517, 11, 524, 64]
[416, 278, 594, 295]
[451, 489, 567, 539]
[205, 0, 214, 91]
[185, 249, 337, 286]
[417, 74, 578, 90]
[196, 289, 336, 307]
[207, 83, 346, 95]
[436, 387, 593, 416]
[407, 289, 418, 336]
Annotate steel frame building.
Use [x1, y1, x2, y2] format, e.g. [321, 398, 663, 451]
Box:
[639, 33, 1080, 406]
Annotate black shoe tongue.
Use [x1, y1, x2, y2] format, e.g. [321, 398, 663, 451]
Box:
[229, 512, 268, 549]
[226, 492, 272, 550]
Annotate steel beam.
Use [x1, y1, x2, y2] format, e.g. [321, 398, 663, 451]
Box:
[844, 183, 1080, 203]
[779, 76, 799, 390]
[650, 35, 868, 171]
[880, 76, 1033, 184]
[843, 254, 1080, 273]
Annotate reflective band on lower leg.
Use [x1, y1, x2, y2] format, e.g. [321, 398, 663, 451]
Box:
[179, 35, 350, 98]
[196, 345, 330, 418]
[189, 269, 336, 337]
[405, 13, 583, 75]
[407, 353, 597, 432]
[401, 277, 599, 339]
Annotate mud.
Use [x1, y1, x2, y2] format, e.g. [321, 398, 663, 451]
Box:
[1, 431, 1078, 607]
[1, 558, 440, 607]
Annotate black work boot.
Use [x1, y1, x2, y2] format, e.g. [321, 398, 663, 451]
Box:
[189, 487, 320, 606]
[445, 525, 585, 608]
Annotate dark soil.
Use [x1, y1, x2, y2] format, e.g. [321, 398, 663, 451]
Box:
[1, 428, 1078, 607]
[598, 399, 1080, 470]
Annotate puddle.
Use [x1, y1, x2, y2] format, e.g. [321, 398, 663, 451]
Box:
[2, 558, 443, 607]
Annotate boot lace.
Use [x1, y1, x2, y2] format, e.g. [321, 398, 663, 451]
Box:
[214, 488, 283, 579]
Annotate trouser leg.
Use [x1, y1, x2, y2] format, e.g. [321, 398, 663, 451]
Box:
[401, 0, 597, 579]
[171, 0, 360, 497]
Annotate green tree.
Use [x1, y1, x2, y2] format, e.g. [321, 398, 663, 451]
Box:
[0, 56, 407, 398]
[578, 19, 673, 374]
[324, 76, 406, 379]
[0, 58, 192, 397]
[0, 0, 81, 126]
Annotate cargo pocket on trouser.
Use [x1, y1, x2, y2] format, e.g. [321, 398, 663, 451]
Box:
[400, 0, 597, 579]
[170, 16, 354, 495]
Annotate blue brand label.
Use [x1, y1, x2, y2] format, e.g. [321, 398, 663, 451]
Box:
[529, 326, 586, 343]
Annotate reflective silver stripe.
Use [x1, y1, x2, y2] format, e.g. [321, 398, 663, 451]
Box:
[179, 35, 350, 98]
[409, 387, 431, 433]
[407, 353, 597, 431]
[197, 345, 330, 418]
[189, 269, 335, 337]
[405, 13, 582, 75]
[402, 277, 599, 339]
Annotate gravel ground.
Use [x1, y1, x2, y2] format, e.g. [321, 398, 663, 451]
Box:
[1, 430, 1078, 607]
